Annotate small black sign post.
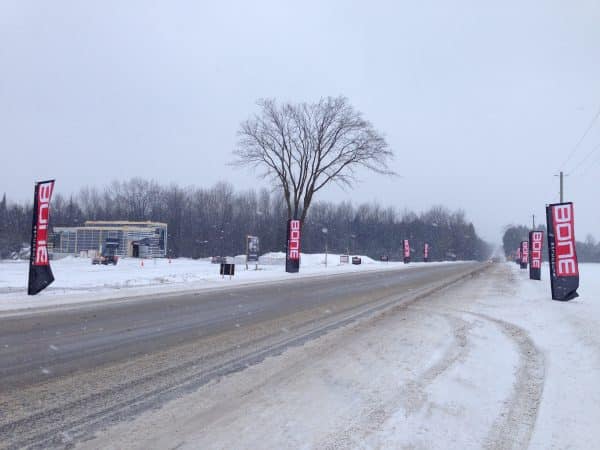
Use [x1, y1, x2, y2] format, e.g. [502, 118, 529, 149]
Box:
[220, 263, 235, 279]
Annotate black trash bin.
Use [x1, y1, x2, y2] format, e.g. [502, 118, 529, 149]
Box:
[220, 263, 235, 277]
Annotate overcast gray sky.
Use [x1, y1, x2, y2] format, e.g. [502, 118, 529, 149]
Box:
[1, 0, 600, 243]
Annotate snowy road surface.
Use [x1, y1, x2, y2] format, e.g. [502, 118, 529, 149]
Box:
[2, 262, 599, 449]
[0, 262, 483, 448]
[82, 263, 600, 450]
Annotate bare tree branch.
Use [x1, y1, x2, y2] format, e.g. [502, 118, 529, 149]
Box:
[233, 96, 395, 224]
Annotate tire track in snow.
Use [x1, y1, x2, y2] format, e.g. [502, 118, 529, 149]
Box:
[413, 265, 545, 450]
[318, 290, 544, 450]
[398, 315, 474, 417]
[419, 265, 545, 450]
[319, 312, 475, 450]
[468, 312, 545, 450]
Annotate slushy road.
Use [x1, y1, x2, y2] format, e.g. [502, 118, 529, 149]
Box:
[0, 262, 486, 449]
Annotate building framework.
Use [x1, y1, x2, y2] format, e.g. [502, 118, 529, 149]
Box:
[53, 221, 167, 258]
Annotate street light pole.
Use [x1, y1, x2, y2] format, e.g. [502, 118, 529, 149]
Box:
[322, 227, 328, 267]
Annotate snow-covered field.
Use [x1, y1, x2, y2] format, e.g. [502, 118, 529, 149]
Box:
[81, 262, 600, 449]
[0, 253, 457, 312]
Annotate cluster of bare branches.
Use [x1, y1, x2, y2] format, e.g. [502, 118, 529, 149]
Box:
[234, 96, 394, 223]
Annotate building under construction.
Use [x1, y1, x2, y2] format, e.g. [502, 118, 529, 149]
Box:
[53, 221, 168, 258]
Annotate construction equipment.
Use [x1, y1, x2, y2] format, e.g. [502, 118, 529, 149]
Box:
[91, 239, 120, 265]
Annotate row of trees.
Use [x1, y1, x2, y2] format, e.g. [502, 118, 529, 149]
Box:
[502, 224, 600, 262]
[0, 179, 490, 261]
[0, 194, 31, 259]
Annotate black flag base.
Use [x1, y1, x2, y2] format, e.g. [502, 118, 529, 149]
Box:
[28, 266, 55, 295]
[529, 269, 541, 281]
[285, 260, 299, 273]
[552, 290, 579, 302]
[551, 280, 579, 301]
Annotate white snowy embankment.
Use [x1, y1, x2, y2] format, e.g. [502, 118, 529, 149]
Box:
[486, 262, 600, 449]
[368, 262, 600, 449]
[0, 253, 461, 312]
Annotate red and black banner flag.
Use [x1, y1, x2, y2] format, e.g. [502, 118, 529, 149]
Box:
[520, 240, 529, 269]
[546, 202, 579, 301]
[285, 219, 301, 273]
[529, 231, 543, 280]
[403, 239, 410, 264]
[28, 180, 55, 295]
[423, 242, 429, 262]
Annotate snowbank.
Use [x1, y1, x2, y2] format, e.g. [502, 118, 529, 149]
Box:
[0, 253, 459, 312]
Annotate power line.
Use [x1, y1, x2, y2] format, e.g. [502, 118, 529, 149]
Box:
[569, 141, 600, 175]
[578, 149, 600, 177]
[559, 102, 600, 171]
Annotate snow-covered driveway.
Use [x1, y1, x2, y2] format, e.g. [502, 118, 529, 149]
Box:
[81, 263, 600, 449]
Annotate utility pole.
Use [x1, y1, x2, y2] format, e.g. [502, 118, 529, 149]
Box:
[554, 171, 565, 203]
[559, 171, 564, 203]
[532, 214, 535, 230]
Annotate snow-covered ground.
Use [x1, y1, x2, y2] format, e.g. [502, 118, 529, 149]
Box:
[80, 262, 600, 449]
[0, 253, 458, 312]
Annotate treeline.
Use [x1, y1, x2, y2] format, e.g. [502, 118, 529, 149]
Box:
[0, 178, 491, 261]
[502, 224, 600, 262]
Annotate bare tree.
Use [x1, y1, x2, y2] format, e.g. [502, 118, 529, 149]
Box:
[234, 96, 394, 223]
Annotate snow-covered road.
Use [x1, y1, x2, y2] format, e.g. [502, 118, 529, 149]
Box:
[80, 263, 600, 450]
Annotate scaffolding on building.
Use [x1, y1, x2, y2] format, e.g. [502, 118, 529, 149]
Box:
[53, 221, 168, 258]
